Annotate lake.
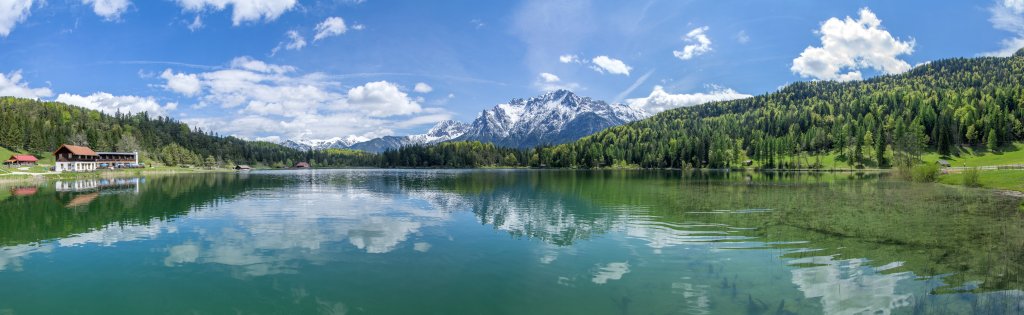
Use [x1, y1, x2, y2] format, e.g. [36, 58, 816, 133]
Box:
[1, 170, 1023, 314]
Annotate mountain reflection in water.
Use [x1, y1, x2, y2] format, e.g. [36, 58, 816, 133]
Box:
[0, 170, 1022, 314]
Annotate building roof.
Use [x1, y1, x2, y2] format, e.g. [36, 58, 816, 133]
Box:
[65, 192, 100, 208]
[95, 152, 137, 155]
[55, 144, 98, 156]
[294, 162, 311, 167]
[7, 155, 38, 162]
[11, 187, 38, 196]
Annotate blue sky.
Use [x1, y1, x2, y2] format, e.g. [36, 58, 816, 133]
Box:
[1, 0, 1023, 142]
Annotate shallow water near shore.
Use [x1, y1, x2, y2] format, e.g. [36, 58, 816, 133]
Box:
[0, 169, 1022, 314]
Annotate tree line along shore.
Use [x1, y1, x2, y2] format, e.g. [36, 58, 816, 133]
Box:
[3, 49, 1024, 191]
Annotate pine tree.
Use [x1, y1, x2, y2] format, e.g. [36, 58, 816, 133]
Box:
[965, 125, 978, 145]
[987, 128, 999, 152]
[874, 125, 887, 167]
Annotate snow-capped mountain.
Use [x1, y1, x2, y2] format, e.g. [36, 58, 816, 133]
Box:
[409, 119, 472, 144]
[281, 120, 470, 153]
[455, 89, 648, 148]
[348, 120, 469, 153]
[280, 90, 647, 152]
[279, 136, 366, 151]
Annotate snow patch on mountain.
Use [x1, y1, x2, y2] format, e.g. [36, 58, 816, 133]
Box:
[282, 120, 469, 153]
[280, 135, 368, 151]
[281, 90, 649, 151]
[457, 89, 648, 148]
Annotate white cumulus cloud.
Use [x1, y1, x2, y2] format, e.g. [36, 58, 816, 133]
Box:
[0, 70, 174, 117]
[534, 72, 578, 92]
[674, 26, 712, 60]
[345, 81, 422, 117]
[229, 56, 295, 74]
[56, 92, 176, 116]
[559, 54, 580, 63]
[314, 16, 351, 41]
[1004, 0, 1024, 13]
[539, 72, 560, 83]
[156, 57, 448, 140]
[626, 85, 752, 114]
[590, 55, 631, 76]
[413, 82, 432, 93]
[174, 0, 297, 25]
[83, 0, 132, 21]
[791, 8, 915, 81]
[0, 70, 52, 99]
[160, 69, 202, 97]
[196, 61, 338, 116]
[0, 0, 35, 37]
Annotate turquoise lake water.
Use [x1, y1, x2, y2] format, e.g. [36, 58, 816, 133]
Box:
[0, 170, 1022, 314]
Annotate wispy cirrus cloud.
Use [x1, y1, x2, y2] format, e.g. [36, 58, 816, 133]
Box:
[984, 0, 1024, 56]
[511, 0, 595, 78]
[271, 30, 306, 55]
[314, 16, 351, 41]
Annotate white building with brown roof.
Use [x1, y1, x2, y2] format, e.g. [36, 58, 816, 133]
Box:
[54, 144, 99, 173]
[53, 144, 140, 173]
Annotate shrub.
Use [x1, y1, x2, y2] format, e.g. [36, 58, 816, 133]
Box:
[962, 167, 981, 187]
[910, 164, 940, 182]
[608, 160, 640, 169]
[895, 164, 913, 180]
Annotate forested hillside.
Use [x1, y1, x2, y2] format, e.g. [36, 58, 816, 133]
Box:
[377, 141, 529, 168]
[0, 98, 372, 167]
[375, 50, 1024, 169]
[530, 49, 1024, 169]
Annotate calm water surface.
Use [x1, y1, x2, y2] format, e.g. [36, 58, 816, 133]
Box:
[1, 170, 1023, 314]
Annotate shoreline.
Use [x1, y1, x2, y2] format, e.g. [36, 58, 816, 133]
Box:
[5, 167, 1020, 195]
[0, 167, 234, 185]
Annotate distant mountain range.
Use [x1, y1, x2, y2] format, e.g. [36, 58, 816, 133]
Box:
[348, 119, 470, 152]
[280, 90, 649, 152]
[279, 136, 367, 152]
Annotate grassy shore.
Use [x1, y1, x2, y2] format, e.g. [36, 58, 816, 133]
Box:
[0, 165, 234, 185]
[3, 142, 1020, 192]
[938, 170, 1024, 193]
[922, 143, 1024, 167]
[921, 142, 1024, 192]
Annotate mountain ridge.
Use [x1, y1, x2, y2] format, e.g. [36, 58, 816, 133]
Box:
[282, 89, 648, 152]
